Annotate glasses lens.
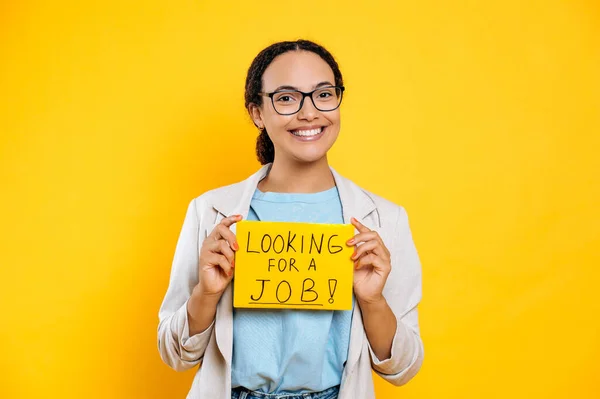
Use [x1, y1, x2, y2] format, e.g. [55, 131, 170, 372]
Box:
[272, 91, 303, 114]
[312, 87, 342, 111]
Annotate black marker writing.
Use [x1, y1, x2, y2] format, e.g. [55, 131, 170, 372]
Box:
[245, 231, 344, 255]
[301, 278, 318, 302]
[287, 231, 297, 252]
[328, 279, 338, 304]
[327, 234, 343, 254]
[309, 233, 323, 254]
[250, 279, 270, 301]
[276, 280, 292, 303]
[246, 231, 259, 253]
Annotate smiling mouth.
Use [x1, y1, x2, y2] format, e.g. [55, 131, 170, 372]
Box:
[289, 126, 325, 137]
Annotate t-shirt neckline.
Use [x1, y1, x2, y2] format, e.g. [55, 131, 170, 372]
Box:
[252, 185, 338, 203]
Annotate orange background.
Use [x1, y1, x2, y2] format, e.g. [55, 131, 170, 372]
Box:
[1, 1, 599, 398]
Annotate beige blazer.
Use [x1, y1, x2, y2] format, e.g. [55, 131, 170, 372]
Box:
[158, 164, 424, 399]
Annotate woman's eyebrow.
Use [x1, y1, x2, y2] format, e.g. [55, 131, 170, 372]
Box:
[272, 81, 335, 92]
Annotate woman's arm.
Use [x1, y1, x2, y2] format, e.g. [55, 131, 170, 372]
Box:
[157, 198, 214, 372]
[187, 285, 220, 336]
[350, 206, 424, 386]
[357, 297, 397, 361]
[370, 206, 424, 385]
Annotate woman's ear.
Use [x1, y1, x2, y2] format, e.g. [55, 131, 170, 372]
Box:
[248, 103, 264, 129]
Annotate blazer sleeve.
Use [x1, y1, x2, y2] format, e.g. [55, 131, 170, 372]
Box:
[157, 198, 214, 372]
[367, 205, 425, 385]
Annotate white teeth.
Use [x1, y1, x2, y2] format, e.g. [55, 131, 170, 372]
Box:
[291, 127, 322, 137]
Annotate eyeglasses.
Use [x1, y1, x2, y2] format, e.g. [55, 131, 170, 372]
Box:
[258, 85, 345, 116]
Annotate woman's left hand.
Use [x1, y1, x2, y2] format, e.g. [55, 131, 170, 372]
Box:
[347, 217, 392, 304]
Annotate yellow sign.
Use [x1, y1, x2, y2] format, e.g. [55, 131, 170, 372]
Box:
[233, 220, 354, 310]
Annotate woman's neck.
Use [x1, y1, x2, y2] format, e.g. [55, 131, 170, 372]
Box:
[257, 157, 335, 194]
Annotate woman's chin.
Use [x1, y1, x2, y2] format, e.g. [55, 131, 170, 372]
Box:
[276, 133, 337, 164]
[290, 150, 330, 164]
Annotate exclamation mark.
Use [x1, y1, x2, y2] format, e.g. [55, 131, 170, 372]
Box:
[328, 279, 338, 304]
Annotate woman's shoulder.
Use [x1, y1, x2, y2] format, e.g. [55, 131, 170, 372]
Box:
[363, 186, 406, 214]
[194, 180, 244, 202]
[189, 180, 247, 215]
[189, 165, 269, 213]
[335, 171, 409, 222]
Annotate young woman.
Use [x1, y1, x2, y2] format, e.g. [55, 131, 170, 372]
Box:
[158, 39, 424, 399]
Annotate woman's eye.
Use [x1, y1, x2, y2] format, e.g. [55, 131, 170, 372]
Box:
[276, 94, 297, 103]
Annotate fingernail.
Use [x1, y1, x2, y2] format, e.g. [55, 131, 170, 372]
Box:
[233, 242, 239, 250]
[347, 239, 354, 245]
[351, 251, 357, 260]
[228, 270, 233, 277]
[232, 260, 235, 268]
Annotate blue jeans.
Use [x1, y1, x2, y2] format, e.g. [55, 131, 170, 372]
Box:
[231, 385, 339, 399]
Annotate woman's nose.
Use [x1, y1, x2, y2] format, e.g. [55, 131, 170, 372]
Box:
[297, 97, 319, 120]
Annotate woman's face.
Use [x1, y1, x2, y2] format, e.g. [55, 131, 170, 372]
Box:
[251, 50, 341, 164]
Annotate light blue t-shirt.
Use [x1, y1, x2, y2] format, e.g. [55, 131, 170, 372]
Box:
[231, 186, 354, 393]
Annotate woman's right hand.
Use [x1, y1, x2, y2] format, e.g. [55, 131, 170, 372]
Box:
[195, 214, 242, 301]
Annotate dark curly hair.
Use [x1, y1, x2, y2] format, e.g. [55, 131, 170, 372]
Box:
[244, 39, 344, 165]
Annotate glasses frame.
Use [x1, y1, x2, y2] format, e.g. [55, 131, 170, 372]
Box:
[258, 85, 345, 116]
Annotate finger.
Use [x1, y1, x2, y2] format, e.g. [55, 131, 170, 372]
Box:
[350, 218, 387, 247]
[350, 217, 371, 233]
[354, 253, 388, 272]
[209, 239, 235, 265]
[219, 214, 243, 228]
[346, 231, 379, 246]
[206, 252, 233, 276]
[354, 252, 378, 270]
[212, 217, 242, 250]
[351, 240, 379, 260]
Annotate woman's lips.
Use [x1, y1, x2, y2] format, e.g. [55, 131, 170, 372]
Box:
[288, 126, 326, 142]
